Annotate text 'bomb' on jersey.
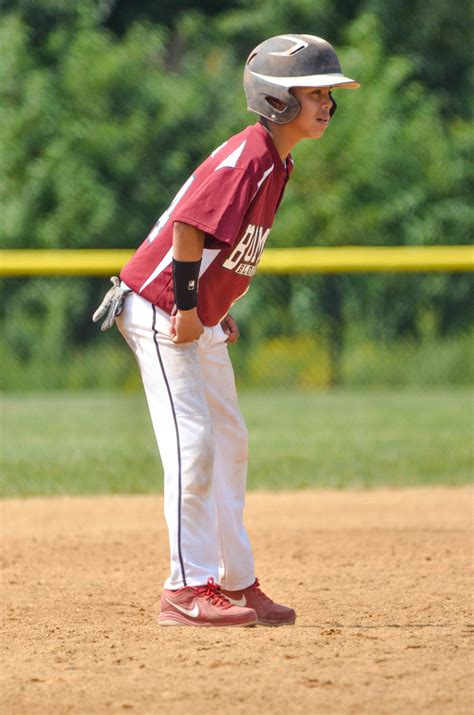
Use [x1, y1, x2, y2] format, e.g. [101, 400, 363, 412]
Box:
[120, 123, 294, 326]
[223, 224, 271, 276]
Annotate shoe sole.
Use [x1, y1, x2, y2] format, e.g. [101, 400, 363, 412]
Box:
[158, 615, 257, 627]
[257, 618, 296, 627]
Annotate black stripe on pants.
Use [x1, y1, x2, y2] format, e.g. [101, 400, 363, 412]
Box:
[151, 305, 187, 587]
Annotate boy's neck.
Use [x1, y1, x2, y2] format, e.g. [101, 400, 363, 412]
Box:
[259, 119, 299, 162]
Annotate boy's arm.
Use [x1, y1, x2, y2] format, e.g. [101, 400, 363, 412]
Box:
[170, 221, 205, 344]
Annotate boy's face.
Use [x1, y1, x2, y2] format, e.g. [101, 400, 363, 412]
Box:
[288, 86, 334, 140]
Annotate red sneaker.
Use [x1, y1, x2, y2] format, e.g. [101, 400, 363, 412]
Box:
[158, 577, 258, 627]
[222, 579, 296, 626]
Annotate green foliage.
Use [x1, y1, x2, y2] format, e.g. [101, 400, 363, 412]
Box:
[273, 12, 473, 249]
[341, 332, 474, 387]
[0, 278, 138, 390]
[246, 335, 332, 388]
[1, 275, 471, 391]
[0, 1, 472, 385]
[364, 0, 472, 118]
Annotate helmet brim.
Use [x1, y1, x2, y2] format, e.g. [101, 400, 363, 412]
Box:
[250, 70, 360, 89]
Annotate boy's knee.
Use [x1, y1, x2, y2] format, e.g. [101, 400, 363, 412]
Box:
[182, 424, 215, 496]
[236, 415, 248, 447]
[228, 414, 249, 464]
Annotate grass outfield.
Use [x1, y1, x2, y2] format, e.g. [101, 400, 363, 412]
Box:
[1, 389, 472, 496]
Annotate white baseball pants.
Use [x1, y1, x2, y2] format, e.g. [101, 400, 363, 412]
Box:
[116, 291, 255, 590]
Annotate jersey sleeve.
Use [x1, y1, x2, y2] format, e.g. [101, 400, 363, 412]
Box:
[172, 167, 257, 248]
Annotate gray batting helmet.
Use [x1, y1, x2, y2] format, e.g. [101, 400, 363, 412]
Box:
[244, 34, 360, 124]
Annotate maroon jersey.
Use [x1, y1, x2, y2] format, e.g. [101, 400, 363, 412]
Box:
[120, 122, 293, 326]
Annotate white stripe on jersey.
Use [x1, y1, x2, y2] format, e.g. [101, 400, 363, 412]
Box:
[199, 248, 222, 277]
[251, 164, 274, 201]
[139, 247, 173, 294]
[148, 174, 195, 244]
[215, 140, 247, 170]
[211, 140, 228, 157]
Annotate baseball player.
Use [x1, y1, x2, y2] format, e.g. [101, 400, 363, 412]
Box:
[93, 34, 359, 627]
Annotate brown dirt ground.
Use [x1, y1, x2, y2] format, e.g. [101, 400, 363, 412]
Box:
[1, 488, 473, 715]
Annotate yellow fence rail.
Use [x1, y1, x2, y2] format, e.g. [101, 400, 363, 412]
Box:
[0, 246, 473, 276]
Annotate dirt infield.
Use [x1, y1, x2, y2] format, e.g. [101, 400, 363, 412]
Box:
[1, 488, 473, 714]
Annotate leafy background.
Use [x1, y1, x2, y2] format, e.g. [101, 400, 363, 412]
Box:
[0, 0, 472, 389]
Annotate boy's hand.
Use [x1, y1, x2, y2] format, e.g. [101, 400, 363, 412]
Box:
[221, 314, 240, 344]
[170, 308, 204, 344]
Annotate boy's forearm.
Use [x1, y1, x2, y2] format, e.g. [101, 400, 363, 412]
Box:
[173, 221, 205, 260]
[170, 221, 205, 343]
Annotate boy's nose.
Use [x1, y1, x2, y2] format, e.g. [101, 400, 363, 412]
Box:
[321, 92, 332, 108]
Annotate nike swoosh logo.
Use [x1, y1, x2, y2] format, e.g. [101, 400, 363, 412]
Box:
[225, 595, 246, 607]
[164, 596, 200, 618]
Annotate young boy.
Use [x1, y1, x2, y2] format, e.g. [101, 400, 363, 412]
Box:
[93, 34, 359, 627]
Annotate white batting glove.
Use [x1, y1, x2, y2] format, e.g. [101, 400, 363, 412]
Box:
[92, 276, 131, 331]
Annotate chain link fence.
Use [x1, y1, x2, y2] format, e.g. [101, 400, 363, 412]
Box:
[1, 273, 472, 392]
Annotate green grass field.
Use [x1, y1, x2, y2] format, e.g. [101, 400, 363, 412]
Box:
[1, 389, 472, 497]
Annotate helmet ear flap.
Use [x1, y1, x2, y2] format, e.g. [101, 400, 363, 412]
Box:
[329, 91, 337, 117]
[266, 96, 288, 113]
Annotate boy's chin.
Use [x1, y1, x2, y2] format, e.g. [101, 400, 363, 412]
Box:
[307, 126, 328, 140]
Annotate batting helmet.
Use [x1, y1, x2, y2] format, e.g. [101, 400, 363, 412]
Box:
[244, 34, 360, 124]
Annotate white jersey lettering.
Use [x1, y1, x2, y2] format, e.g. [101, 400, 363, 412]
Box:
[245, 226, 270, 263]
[223, 224, 270, 275]
[235, 264, 256, 277]
[222, 225, 256, 270]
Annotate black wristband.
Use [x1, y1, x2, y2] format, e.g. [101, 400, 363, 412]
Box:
[172, 258, 201, 310]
